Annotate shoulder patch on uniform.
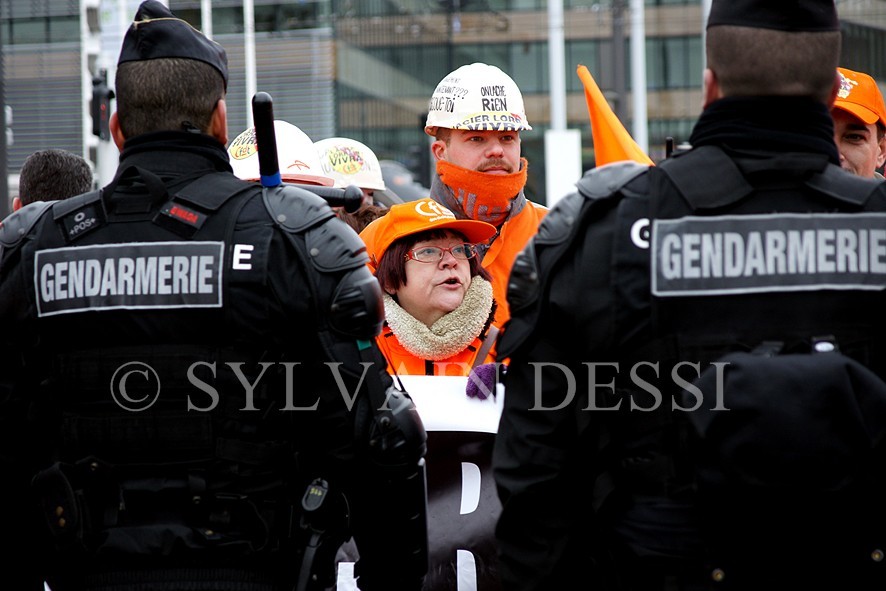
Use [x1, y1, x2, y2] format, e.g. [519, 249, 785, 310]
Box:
[576, 160, 649, 200]
[0, 200, 54, 247]
[52, 190, 105, 242]
[652, 212, 886, 297]
[263, 184, 336, 233]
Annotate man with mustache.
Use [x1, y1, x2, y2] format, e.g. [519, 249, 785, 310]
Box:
[425, 63, 548, 330]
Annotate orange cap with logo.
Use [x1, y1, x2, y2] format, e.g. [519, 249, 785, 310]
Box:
[359, 198, 496, 272]
[834, 67, 886, 128]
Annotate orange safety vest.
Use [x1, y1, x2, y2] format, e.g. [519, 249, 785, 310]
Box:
[377, 324, 497, 376]
[482, 201, 547, 328]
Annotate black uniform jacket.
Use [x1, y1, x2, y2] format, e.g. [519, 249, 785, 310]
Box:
[492, 97, 886, 591]
[0, 132, 407, 591]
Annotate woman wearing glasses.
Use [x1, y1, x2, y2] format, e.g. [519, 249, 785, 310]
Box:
[359, 198, 499, 376]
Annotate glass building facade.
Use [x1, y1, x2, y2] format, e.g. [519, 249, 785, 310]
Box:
[2, 0, 886, 205]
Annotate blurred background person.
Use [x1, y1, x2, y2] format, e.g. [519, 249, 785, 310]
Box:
[228, 119, 333, 186]
[832, 66, 886, 179]
[14, 148, 93, 211]
[315, 136, 403, 208]
[229, 122, 384, 232]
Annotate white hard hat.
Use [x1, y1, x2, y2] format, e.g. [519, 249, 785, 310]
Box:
[314, 137, 387, 191]
[425, 62, 531, 136]
[228, 120, 333, 186]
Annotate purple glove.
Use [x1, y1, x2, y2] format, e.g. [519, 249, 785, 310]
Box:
[466, 363, 501, 400]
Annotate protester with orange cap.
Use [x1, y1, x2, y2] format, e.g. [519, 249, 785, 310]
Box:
[832, 66, 886, 179]
[425, 63, 547, 329]
[360, 198, 499, 390]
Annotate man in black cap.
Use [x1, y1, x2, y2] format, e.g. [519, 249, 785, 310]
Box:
[0, 2, 427, 590]
[494, 0, 886, 589]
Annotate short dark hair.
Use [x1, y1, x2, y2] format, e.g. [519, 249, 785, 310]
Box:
[376, 228, 491, 294]
[115, 58, 225, 138]
[707, 26, 840, 103]
[434, 128, 452, 144]
[18, 149, 93, 205]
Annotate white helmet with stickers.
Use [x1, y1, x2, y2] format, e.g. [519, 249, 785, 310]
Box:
[425, 62, 532, 136]
[314, 137, 387, 191]
[228, 120, 333, 186]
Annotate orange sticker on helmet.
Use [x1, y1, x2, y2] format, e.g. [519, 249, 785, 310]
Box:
[228, 128, 257, 160]
[325, 146, 366, 176]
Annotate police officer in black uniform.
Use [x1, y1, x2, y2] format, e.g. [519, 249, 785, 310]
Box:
[0, 2, 427, 590]
[494, 0, 886, 589]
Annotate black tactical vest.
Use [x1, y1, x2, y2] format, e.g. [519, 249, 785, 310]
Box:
[7, 167, 354, 589]
[500, 146, 886, 588]
[647, 146, 886, 373]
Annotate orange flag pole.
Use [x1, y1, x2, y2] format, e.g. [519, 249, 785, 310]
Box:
[577, 64, 654, 166]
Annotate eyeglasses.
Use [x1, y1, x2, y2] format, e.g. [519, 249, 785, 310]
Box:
[405, 243, 479, 263]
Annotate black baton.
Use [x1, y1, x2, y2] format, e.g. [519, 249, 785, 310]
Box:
[251, 91, 363, 213]
[252, 91, 281, 188]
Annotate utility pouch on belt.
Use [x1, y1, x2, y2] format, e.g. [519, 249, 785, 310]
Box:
[32, 463, 83, 544]
[32, 457, 121, 548]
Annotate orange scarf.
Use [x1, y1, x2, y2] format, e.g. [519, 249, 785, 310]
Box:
[434, 158, 528, 227]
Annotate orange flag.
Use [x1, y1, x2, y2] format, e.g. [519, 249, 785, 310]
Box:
[577, 64, 654, 166]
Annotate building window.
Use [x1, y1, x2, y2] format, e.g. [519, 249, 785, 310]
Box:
[645, 35, 702, 90]
[645, 0, 700, 5]
[512, 41, 547, 94]
[175, 3, 325, 35]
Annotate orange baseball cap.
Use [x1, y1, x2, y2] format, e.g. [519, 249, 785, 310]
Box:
[359, 198, 496, 271]
[834, 67, 886, 128]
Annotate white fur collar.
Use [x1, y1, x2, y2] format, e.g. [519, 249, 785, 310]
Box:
[383, 277, 493, 360]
